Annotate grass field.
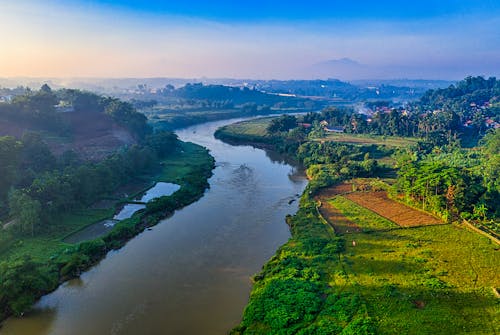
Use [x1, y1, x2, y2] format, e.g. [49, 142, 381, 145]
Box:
[329, 196, 400, 232]
[217, 117, 273, 137]
[318, 182, 500, 334]
[335, 223, 500, 334]
[320, 132, 420, 147]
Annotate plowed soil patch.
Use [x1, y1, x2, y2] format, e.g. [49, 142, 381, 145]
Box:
[344, 192, 443, 227]
[316, 183, 360, 234]
[318, 201, 361, 234]
[315, 182, 352, 199]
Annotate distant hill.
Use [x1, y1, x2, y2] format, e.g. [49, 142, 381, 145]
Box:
[1, 76, 455, 104]
[0, 86, 149, 160]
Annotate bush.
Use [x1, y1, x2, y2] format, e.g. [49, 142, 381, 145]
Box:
[0, 257, 58, 315]
[242, 279, 323, 333]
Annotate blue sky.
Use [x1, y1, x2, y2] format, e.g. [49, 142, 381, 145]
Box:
[85, 0, 498, 21]
[0, 0, 498, 79]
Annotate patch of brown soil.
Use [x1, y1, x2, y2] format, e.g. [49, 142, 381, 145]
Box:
[316, 182, 360, 234]
[58, 112, 136, 161]
[0, 119, 29, 138]
[344, 191, 443, 227]
[318, 201, 361, 234]
[413, 300, 426, 309]
[315, 182, 353, 199]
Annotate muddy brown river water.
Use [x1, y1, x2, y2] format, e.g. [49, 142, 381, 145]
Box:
[0, 118, 307, 335]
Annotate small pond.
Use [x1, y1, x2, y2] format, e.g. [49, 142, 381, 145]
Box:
[63, 182, 180, 243]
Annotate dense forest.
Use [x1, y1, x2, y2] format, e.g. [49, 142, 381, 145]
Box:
[393, 129, 499, 235]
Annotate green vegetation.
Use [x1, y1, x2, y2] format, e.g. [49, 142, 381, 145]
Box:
[0, 130, 177, 231]
[219, 102, 499, 334]
[0, 87, 215, 321]
[0, 140, 214, 321]
[393, 129, 499, 232]
[232, 194, 374, 334]
[337, 220, 499, 335]
[329, 196, 399, 232]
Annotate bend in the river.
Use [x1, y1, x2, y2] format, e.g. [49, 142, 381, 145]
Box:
[0, 118, 307, 335]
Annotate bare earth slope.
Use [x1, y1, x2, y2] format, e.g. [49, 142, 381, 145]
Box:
[0, 111, 136, 161]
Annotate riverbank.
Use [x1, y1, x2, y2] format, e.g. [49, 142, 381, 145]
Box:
[145, 107, 311, 131]
[218, 118, 500, 334]
[0, 140, 214, 323]
[1, 117, 309, 334]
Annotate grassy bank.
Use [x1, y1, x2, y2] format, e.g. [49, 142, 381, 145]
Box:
[0, 141, 214, 322]
[233, 178, 500, 334]
[214, 117, 280, 145]
[146, 107, 307, 131]
[218, 118, 499, 334]
[231, 192, 373, 334]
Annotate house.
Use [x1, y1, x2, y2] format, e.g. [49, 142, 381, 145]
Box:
[485, 119, 499, 129]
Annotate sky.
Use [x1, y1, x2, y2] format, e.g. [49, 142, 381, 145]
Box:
[0, 0, 499, 80]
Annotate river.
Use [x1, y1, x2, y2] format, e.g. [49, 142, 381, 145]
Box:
[0, 118, 308, 335]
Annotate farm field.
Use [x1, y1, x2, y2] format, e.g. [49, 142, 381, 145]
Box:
[334, 223, 500, 334]
[344, 191, 443, 227]
[316, 182, 500, 334]
[320, 132, 420, 147]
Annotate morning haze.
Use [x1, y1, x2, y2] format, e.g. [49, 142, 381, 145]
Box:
[1, 1, 499, 335]
[0, 0, 498, 80]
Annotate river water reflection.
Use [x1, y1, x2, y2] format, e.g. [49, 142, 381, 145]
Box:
[0, 118, 308, 335]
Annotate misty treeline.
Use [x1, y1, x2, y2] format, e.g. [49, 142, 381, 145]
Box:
[0, 129, 178, 236]
[137, 82, 318, 109]
[259, 77, 499, 225]
[0, 85, 150, 139]
[302, 76, 499, 147]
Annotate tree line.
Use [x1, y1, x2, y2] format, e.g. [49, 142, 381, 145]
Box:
[301, 76, 499, 147]
[393, 129, 499, 225]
